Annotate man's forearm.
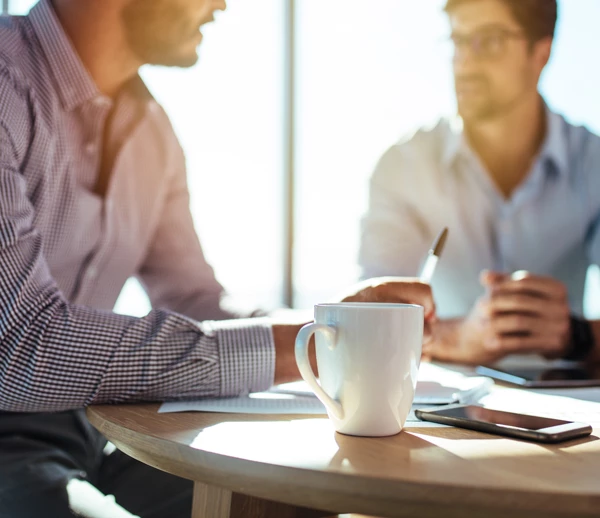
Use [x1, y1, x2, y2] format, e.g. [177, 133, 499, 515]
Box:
[272, 321, 317, 385]
[426, 316, 505, 366]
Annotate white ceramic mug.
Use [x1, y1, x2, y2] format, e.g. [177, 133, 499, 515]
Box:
[295, 303, 423, 437]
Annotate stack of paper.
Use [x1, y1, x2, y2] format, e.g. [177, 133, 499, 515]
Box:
[158, 362, 493, 416]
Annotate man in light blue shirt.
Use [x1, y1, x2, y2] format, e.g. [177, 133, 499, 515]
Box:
[360, 0, 600, 365]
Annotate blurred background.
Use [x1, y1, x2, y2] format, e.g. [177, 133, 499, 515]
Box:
[8, 0, 600, 315]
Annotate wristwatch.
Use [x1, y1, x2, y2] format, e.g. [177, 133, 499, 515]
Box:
[563, 316, 595, 361]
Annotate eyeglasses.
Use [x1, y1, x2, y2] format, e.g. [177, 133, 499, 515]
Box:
[449, 28, 527, 60]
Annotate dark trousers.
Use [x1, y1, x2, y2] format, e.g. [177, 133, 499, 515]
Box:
[0, 410, 192, 518]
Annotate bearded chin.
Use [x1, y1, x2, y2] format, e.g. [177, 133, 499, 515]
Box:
[122, 0, 200, 68]
[148, 48, 200, 68]
[459, 99, 505, 123]
[125, 32, 200, 68]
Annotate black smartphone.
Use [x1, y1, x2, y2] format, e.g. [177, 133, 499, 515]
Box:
[475, 365, 600, 388]
[415, 404, 593, 443]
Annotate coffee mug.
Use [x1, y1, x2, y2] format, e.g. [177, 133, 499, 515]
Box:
[295, 303, 423, 437]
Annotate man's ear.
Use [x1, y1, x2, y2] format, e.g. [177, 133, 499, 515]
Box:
[533, 36, 553, 72]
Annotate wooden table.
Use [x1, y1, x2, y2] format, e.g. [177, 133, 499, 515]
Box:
[87, 404, 600, 518]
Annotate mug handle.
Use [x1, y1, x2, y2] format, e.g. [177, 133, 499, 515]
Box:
[295, 323, 344, 420]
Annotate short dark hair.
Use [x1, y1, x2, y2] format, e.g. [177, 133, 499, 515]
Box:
[444, 0, 558, 41]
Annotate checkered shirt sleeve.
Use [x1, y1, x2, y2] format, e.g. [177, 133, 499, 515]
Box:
[0, 63, 275, 413]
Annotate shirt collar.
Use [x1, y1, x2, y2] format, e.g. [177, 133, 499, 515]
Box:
[29, 0, 157, 113]
[126, 74, 156, 105]
[538, 105, 569, 179]
[441, 115, 466, 168]
[29, 0, 100, 111]
[441, 102, 569, 179]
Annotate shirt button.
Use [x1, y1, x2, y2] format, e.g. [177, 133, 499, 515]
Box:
[85, 142, 97, 154]
[92, 96, 111, 108]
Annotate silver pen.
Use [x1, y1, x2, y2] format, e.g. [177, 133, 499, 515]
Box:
[419, 227, 448, 283]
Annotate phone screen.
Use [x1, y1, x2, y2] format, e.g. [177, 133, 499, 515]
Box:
[433, 405, 569, 431]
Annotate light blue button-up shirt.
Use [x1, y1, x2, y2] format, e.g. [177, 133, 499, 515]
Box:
[360, 107, 600, 319]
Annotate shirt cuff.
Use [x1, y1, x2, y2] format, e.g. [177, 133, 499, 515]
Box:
[203, 318, 275, 397]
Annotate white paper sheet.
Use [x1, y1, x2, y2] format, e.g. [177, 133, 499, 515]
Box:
[532, 387, 600, 404]
[158, 362, 492, 423]
[413, 362, 493, 404]
[479, 387, 600, 425]
[158, 395, 445, 426]
[159, 393, 325, 415]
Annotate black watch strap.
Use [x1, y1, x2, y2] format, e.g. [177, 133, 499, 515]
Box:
[563, 316, 595, 361]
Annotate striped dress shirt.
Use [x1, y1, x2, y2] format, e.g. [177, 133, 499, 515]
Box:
[0, 0, 274, 412]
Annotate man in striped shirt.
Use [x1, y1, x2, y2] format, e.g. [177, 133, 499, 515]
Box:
[0, 0, 434, 516]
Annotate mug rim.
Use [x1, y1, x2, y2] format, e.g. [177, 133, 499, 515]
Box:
[314, 302, 423, 310]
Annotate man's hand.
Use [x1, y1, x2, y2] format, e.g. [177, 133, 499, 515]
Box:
[481, 270, 571, 359]
[425, 270, 571, 365]
[422, 296, 499, 365]
[272, 277, 436, 384]
[340, 276, 436, 319]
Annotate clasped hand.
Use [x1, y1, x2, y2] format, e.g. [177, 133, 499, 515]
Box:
[425, 270, 571, 365]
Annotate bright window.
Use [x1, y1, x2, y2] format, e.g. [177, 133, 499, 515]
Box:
[294, 0, 452, 307]
[138, 0, 285, 315]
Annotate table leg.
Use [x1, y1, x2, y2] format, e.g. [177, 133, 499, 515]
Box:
[192, 482, 232, 518]
[192, 481, 333, 518]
